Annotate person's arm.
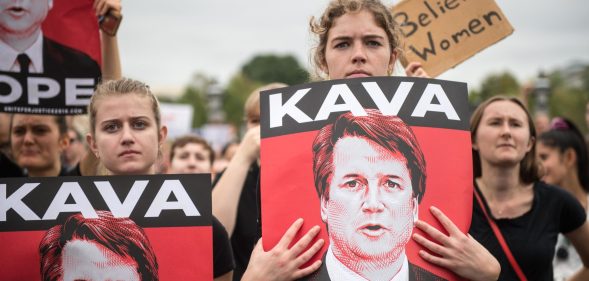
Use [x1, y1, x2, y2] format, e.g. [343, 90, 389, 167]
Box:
[405, 62, 430, 78]
[412, 206, 500, 281]
[241, 218, 324, 281]
[566, 222, 589, 281]
[212, 126, 259, 235]
[94, 0, 122, 81]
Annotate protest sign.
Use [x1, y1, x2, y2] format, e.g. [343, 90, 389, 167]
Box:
[0, 0, 101, 114]
[392, 0, 513, 77]
[160, 103, 194, 139]
[260, 77, 472, 280]
[0, 174, 213, 280]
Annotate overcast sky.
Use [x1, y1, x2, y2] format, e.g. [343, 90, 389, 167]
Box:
[117, 0, 589, 95]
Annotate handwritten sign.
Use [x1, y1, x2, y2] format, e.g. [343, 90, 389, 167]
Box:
[392, 0, 514, 77]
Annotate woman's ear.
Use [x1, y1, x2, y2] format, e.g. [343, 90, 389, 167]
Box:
[58, 134, 70, 152]
[527, 136, 535, 153]
[87, 133, 99, 159]
[159, 125, 168, 147]
[388, 49, 398, 75]
[563, 148, 577, 168]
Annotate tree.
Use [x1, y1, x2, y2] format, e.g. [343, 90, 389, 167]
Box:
[176, 72, 217, 128]
[223, 73, 262, 128]
[241, 54, 309, 85]
[469, 71, 520, 105]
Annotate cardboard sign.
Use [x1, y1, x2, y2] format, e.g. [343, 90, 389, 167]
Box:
[0, 0, 101, 114]
[260, 77, 473, 280]
[0, 174, 213, 280]
[392, 0, 513, 77]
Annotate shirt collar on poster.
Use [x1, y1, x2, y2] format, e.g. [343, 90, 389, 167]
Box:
[325, 244, 410, 281]
[0, 31, 43, 73]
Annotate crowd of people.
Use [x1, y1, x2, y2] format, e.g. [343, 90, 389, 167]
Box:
[1, 0, 589, 280]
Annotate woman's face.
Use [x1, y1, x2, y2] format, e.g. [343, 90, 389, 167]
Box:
[11, 114, 67, 174]
[323, 9, 395, 80]
[537, 142, 568, 186]
[88, 94, 166, 175]
[473, 100, 533, 167]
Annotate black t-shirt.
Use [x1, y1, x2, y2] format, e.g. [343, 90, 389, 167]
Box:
[469, 181, 586, 281]
[0, 152, 23, 178]
[213, 164, 260, 281]
[213, 216, 236, 278]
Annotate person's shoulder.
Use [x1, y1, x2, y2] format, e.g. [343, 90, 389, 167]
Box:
[534, 181, 576, 200]
[408, 262, 448, 281]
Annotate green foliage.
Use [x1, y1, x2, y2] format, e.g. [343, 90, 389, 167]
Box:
[470, 71, 520, 106]
[173, 72, 217, 128]
[177, 87, 208, 128]
[223, 74, 263, 127]
[547, 69, 589, 133]
[470, 64, 589, 133]
[241, 54, 309, 85]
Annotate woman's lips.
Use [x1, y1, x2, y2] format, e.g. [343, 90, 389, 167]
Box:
[119, 150, 140, 157]
[346, 71, 371, 78]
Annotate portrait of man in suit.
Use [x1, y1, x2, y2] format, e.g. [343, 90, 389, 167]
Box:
[0, 0, 100, 78]
[306, 109, 445, 281]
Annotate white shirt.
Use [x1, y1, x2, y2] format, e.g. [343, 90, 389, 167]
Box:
[325, 245, 410, 281]
[0, 32, 44, 73]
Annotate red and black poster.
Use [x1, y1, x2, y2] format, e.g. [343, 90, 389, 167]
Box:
[0, 0, 101, 115]
[260, 77, 473, 280]
[0, 174, 212, 280]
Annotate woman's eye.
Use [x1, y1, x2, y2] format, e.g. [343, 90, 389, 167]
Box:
[103, 123, 120, 132]
[334, 42, 350, 49]
[366, 40, 381, 47]
[133, 120, 147, 129]
[32, 127, 49, 135]
[12, 127, 26, 136]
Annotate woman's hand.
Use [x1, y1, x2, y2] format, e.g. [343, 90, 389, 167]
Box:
[241, 218, 325, 281]
[405, 62, 430, 78]
[93, 0, 121, 17]
[413, 206, 500, 281]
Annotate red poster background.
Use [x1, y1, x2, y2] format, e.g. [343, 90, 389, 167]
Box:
[42, 0, 101, 66]
[261, 126, 472, 280]
[0, 226, 212, 280]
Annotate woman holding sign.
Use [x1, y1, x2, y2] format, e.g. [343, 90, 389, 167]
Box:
[86, 78, 323, 281]
[305, 0, 500, 280]
[413, 97, 589, 280]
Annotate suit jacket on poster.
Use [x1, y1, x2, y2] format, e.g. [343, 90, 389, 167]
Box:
[43, 37, 101, 79]
[300, 253, 448, 281]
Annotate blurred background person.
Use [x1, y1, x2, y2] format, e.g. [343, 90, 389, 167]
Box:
[213, 140, 240, 175]
[537, 117, 589, 281]
[61, 118, 88, 172]
[212, 82, 288, 281]
[168, 135, 215, 175]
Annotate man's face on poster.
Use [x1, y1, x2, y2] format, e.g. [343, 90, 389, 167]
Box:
[321, 136, 418, 262]
[0, 0, 51, 36]
[61, 239, 140, 281]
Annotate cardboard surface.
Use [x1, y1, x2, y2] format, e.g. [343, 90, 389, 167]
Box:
[392, 0, 514, 77]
